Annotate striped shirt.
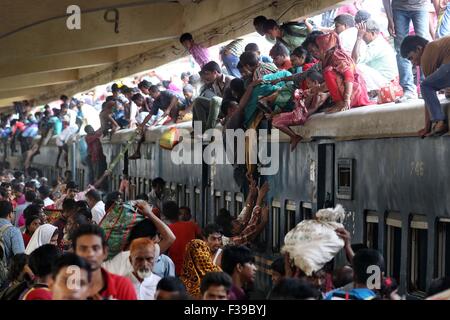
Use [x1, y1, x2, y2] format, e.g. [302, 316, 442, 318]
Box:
[188, 43, 211, 68]
[222, 39, 245, 57]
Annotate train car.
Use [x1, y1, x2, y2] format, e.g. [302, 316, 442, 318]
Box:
[6, 96, 449, 298]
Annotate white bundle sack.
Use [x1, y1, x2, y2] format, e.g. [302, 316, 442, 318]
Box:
[281, 204, 346, 276]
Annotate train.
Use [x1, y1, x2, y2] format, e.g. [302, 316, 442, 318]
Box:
[4, 96, 450, 298]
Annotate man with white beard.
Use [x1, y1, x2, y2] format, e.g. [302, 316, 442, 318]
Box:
[125, 237, 161, 300]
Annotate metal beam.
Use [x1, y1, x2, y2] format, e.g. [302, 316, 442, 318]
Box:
[4, 0, 346, 106]
[0, 3, 184, 62]
[0, 70, 79, 91]
[0, 49, 117, 78]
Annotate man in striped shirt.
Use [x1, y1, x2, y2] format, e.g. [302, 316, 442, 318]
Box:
[180, 33, 211, 68]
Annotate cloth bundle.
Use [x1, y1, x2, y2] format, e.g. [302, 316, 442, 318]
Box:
[99, 201, 145, 259]
[281, 204, 346, 276]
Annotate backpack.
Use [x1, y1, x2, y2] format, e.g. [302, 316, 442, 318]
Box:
[0, 224, 13, 288]
[0, 280, 30, 300]
[280, 22, 309, 38]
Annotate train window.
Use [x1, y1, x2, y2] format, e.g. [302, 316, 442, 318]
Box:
[301, 202, 313, 220]
[336, 158, 354, 200]
[185, 186, 191, 208]
[272, 199, 281, 253]
[409, 215, 428, 295]
[214, 190, 222, 216]
[225, 192, 231, 211]
[195, 187, 201, 224]
[365, 211, 379, 250]
[436, 218, 450, 278]
[285, 200, 297, 235]
[386, 212, 402, 283]
[235, 193, 244, 218]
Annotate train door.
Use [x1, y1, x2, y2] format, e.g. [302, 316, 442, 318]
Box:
[317, 143, 335, 209]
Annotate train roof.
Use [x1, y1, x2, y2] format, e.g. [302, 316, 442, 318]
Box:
[105, 96, 450, 144]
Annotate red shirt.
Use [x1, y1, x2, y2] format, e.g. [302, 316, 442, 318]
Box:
[22, 232, 32, 247]
[85, 131, 104, 162]
[168, 221, 201, 275]
[280, 60, 293, 71]
[99, 268, 137, 300]
[22, 287, 52, 300]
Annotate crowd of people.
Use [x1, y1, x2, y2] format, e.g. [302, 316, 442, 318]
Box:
[1, 1, 449, 175]
[0, 167, 449, 300]
[0, 0, 449, 301]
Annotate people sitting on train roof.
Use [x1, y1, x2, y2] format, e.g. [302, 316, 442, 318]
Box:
[137, 80, 150, 95]
[352, 19, 399, 93]
[289, 46, 317, 81]
[308, 32, 372, 114]
[244, 43, 273, 64]
[334, 14, 366, 56]
[263, 19, 308, 53]
[253, 16, 277, 45]
[191, 61, 234, 133]
[270, 71, 331, 151]
[178, 84, 195, 123]
[269, 43, 293, 71]
[400, 35, 450, 137]
[120, 86, 139, 129]
[148, 85, 185, 124]
[179, 32, 211, 69]
[220, 39, 245, 78]
[99, 98, 120, 137]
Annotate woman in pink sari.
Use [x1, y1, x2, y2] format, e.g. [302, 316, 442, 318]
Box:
[314, 32, 371, 113]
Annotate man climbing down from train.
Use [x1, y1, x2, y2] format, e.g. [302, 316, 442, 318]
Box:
[84, 125, 107, 191]
[191, 61, 234, 135]
[400, 35, 450, 137]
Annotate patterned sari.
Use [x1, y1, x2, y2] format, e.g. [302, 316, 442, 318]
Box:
[316, 32, 371, 108]
[180, 239, 221, 298]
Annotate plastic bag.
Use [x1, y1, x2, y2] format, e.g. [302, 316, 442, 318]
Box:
[159, 127, 181, 150]
[281, 204, 346, 276]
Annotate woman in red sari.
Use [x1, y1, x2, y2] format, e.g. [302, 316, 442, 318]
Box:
[314, 32, 371, 113]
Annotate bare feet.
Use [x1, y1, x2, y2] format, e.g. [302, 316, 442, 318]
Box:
[425, 121, 448, 137]
[290, 135, 302, 151]
[325, 105, 343, 114]
[417, 127, 430, 138]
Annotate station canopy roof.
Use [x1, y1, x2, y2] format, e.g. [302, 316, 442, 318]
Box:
[0, 0, 346, 109]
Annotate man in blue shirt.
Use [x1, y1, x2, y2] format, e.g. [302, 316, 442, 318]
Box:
[0, 200, 25, 288]
[325, 249, 384, 300]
